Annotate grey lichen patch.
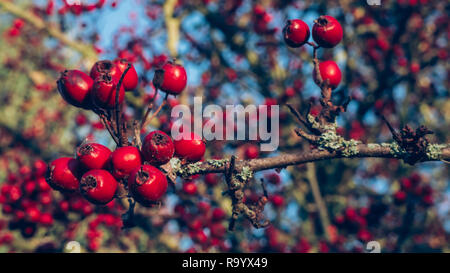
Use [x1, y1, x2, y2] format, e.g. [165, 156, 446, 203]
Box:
[380, 142, 406, 158]
[170, 158, 204, 178]
[426, 144, 449, 160]
[236, 166, 253, 182]
[207, 159, 229, 168]
[307, 114, 338, 131]
[367, 143, 382, 149]
[317, 130, 361, 157]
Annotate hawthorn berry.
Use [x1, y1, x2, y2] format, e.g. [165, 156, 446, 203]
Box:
[283, 19, 310, 48]
[90, 60, 120, 81]
[76, 143, 112, 170]
[128, 165, 168, 205]
[312, 15, 343, 48]
[47, 157, 80, 192]
[153, 61, 187, 95]
[93, 74, 125, 109]
[313, 60, 342, 89]
[80, 170, 118, 205]
[141, 130, 175, 165]
[113, 58, 139, 91]
[33, 159, 47, 177]
[244, 145, 259, 159]
[183, 181, 198, 195]
[110, 146, 142, 179]
[173, 132, 205, 162]
[57, 70, 94, 109]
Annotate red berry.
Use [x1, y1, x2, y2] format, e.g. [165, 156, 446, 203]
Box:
[113, 58, 139, 91]
[183, 181, 197, 195]
[270, 194, 284, 208]
[173, 132, 205, 162]
[110, 146, 142, 179]
[77, 143, 112, 170]
[57, 70, 94, 109]
[36, 177, 51, 192]
[394, 191, 407, 205]
[47, 157, 80, 192]
[211, 208, 226, 222]
[93, 74, 125, 109]
[283, 19, 310, 47]
[39, 213, 54, 226]
[80, 170, 118, 205]
[204, 173, 219, 186]
[209, 222, 226, 238]
[25, 207, 41, 223]
[244, 145, 259, 159]
[312, 15, 343, 48]
[313, 60, 342, 89]
[357, 229, 372, 242]
[128, 165, 168, 205]
[142, 130, 175, 165]
[153, 62, 187, 95]
[33, 159, 47, 177]
[90, 60, 120, 81]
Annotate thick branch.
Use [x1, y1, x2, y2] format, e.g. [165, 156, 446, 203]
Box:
[175, 144, 450, 175]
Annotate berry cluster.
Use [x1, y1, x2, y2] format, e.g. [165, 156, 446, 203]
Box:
[50, 58, 205, 212]
[393, 173, 433, 207]
[0, 160, 53, 238]
[283, 16, 343, 89]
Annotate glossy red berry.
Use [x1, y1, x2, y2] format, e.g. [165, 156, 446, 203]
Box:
[183, 181, 197, 195]
[270, 194, 285, 208]
[33, 159, 47, 177]
[153, 62, 187, 95]
[244, 145, 259, 159]
[47, 157, 80, 192]
[173, 132, 205, 162]
[313, 60, 342, 89]
[57, 70, 94, 109]
[113, 58, 139, 91]
[93, 74, 125, 109]
[394, 191, 407, 205]
[142, 130, 175, 165]
[76, 143, 112, 170]
[110, 146, 142, 179]
[128, 165, 168, 205]
[80, 170, 118, 205]
[312, 15, 343, 48]
[90, 60, 120, 81]
[283, 19, 310, 47]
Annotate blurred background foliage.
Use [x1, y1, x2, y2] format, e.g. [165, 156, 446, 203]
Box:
[0, 0, 448, 252]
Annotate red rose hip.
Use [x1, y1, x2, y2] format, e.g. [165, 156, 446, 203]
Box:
[76, 143, 112, 170]
[57, 70, 94, 109]
[142, 130, 175, 165]
[153, 61, 187, 95]
[80, 169, 118, 205]
[313, 60, 342, 89]
[47, 157, 80, 192]
[110, 146, 142, 179]
[312, 15, 343, 48]
[128, 165, 168, 205]
[173, 132, 205, 162]
[283, 19, 310, 48]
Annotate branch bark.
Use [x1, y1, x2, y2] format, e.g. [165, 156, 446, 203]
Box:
[174, 144, 450, 175]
